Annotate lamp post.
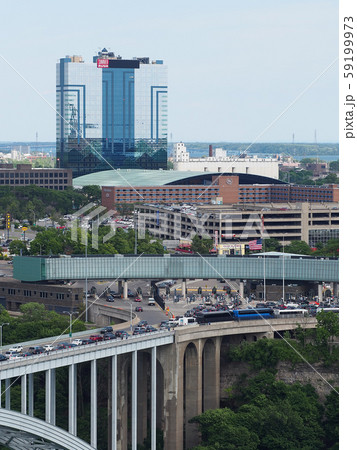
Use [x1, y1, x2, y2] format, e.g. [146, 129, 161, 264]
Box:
[0, 322, 9, 353]
[64, 312, 77, 343]
[282, 235, 285, 304]
[134, 209, 138, 255]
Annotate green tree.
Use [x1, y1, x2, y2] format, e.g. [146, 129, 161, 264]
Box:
[81, 185, 102, 203]
[329, 160, 339, 172]
[285, 240, 312, 255]
[9, 239, 29, 255]
[191, 234, 213, 254]
[316, 311, 339, 347]
[263, 238, 281, 252]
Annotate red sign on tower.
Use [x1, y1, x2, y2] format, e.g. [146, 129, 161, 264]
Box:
[97, 58, 109, 68]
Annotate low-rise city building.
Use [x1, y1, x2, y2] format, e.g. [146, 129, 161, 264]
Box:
[0, 163, 72, 190]
[138, 202, 339, 247]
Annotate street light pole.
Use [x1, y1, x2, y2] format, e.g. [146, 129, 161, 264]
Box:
[0, 322, 10, 353]
[64, 312, 77, 343]
[134, 210, 138, 255]
[282, 235, 285, 304]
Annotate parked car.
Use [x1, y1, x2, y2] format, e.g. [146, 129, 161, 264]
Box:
[135, 306, 143, 312]
[100, 326, 113, 334]
[127, 290, 135, 297]
[89, 335, 103, 342]
[9, 345, 23, 353]
[134, 297, 141, 302]
[106, 295, 115, 302]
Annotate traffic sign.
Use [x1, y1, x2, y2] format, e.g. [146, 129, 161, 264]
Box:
[22, 227, 28, 231]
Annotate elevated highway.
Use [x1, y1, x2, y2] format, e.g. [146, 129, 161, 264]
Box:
[0, 316, 317, 449]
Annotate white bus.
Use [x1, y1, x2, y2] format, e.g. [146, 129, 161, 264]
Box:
[274, 309, 309, 318]
[316, 307, 339, 314]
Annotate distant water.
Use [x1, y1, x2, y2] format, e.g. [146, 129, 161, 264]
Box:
[186, 149, 339, 162]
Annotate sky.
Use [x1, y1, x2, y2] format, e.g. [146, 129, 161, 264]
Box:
[0, 0, 338, 143]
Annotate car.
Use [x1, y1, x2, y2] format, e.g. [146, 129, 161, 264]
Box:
[29, 346, 45, 354]
[138, 320, 148, 328]
[106, 295, 115, 302]
[72, 339, 83, 346]
[0, 354, 8, 362]
[134, 297, 141, 302]
[115, 330, 129, 339]
[43, 345, 54, 352]
[133, 328, 146, 335]
[81, 339, 94, 345]
[5, 351, 20, 359]
[90, 335, 103, 342]
[135, 306, 143, 312]
[127, 290, 135, 297]
[21, 351, 33, 357]
[9, 345, 23, 353]
[100, 326, 113, 334]
[103, 332, 116, 340]
[145, 325, 157, 333]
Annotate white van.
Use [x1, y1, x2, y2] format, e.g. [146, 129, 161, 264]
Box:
[148, 298, 156, 306]
[178, 317, 197, 326]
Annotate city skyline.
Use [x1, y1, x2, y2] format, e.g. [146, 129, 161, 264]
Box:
[1, 1, 338, 144]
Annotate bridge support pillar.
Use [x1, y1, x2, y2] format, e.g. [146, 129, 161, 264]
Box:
[132, 350, 138, 449]
[111, 355, 118, 450]
[123, 280, 128, 299]
[151, 346, 157, 450]
[318, 283, 323, 303]
[46, 369, 56, 425]
[117, 280, 123, 296]
[182, 279, 186, 298]
[91, 359, 97, 448]
[28, 373, 34, 416]
[69, 363, 77, 435]
[21, 374, 27, 415]
[5, 378, 10, 410]
[238, 279, 244, 301]
[333, 282, 339, 298]
[137, 353, 148, 445]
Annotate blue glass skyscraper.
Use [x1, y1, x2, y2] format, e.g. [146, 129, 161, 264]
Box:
[56, 49, 168, 177]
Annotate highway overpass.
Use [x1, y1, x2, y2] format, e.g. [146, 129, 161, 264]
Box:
[13, 253, 338, 283]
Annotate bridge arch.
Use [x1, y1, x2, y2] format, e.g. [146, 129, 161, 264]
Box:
[202, 338, 219, 412]
[183, 342, 199, 449]
[0, 409, 93, 449]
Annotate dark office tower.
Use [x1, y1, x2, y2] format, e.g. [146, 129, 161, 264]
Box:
[56, 49, 168, 177]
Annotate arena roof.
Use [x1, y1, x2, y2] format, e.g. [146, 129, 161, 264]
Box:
[73, 169, 286, 188]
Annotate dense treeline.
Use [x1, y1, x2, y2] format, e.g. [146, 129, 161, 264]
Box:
[190, 311, 339, 449]
[254, 238, 339, 257]
[0, 185, 101, 222]
[0, 303, 86, 345]
[8, 226, 166, 256]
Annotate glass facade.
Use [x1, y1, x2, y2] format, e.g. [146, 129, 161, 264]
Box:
[56, 51, 168, 177]
[13, 255, 338, 283]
